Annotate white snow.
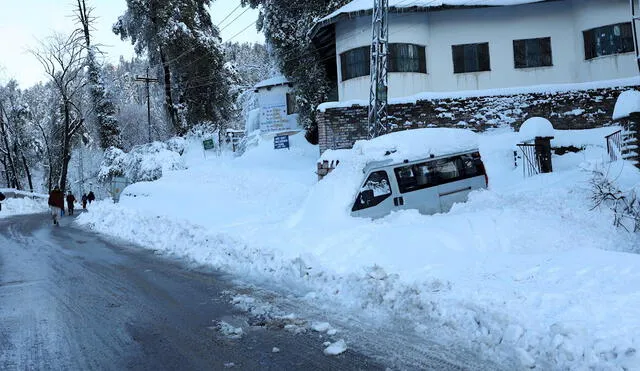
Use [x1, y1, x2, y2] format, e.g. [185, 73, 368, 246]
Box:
[323, 339, 348, 356]
[518, 117, 554, 141]
[254, 75, 289, 90]
[76, 127, 640, 369]
[613, 90, 640, 120]
[0, 190, 48, 218]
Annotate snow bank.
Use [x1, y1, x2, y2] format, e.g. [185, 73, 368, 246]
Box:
[613, 90, 640, 120]
[0, 196, 48, 218]
[76, 127, 640, 370]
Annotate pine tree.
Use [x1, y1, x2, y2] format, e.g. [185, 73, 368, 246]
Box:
[76, 0, 123, 150]
[113, 0, 233, 135]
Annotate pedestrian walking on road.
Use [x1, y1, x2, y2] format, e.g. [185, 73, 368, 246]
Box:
[87, 191, 95, 205]
[66, 191, 76, 216]
[48, 186, 64, 225]
[81, 194, 88, 210]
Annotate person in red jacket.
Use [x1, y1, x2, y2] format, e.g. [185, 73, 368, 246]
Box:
[66, 191, 76, 216]
[48, 186, 65, 225]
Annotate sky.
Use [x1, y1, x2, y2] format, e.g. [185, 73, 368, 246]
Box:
[0, 0, 264, 89]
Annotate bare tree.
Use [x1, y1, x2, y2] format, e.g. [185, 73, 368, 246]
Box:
[31, 31, 88, 192]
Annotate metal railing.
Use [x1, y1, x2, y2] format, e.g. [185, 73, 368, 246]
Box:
[517, 143, 540, 177]
[605, 129, 623, 162]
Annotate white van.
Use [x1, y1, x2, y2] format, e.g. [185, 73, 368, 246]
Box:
[351, 149, 487, 219]
[318, 128, 488, 219]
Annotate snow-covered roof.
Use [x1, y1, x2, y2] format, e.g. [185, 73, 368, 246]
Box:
[311, 0, 549, 38]
[254, 75, 290, 90]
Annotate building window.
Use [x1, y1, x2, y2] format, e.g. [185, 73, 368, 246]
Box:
[452, 42, 490, 73]
[340, 46, 371, 81]
[583, 22, 634, 60]
[513, 37, 552, 68]
[388, 44, 427, 73]
[286, 93, 296, 115]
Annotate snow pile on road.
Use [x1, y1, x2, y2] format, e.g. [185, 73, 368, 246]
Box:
[0, 195, 48, 218]
[77, 128, 640, 369]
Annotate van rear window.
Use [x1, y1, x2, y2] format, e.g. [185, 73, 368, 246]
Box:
[394, 153, 485, 194]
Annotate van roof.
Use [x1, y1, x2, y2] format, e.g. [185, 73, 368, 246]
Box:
[362, 148, 479, 174]
[320, 128, 479, 166]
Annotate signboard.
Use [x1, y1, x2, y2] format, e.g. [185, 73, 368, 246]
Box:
[109, 176, 130, 203]
[258, 90, 298, 134]
[274, 135, 290, 150]
[202, 138, 215, 150]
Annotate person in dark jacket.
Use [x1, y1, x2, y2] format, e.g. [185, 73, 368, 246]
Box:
[0, 191, 5, 211]
[48, 186, 65, 225]
[87, 191, 95, 204]
[81, 194, 88, 210]
[66, 191, 76, 216]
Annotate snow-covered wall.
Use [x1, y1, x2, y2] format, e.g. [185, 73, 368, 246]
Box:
[334, 0, 636, 101]
[317, 82, 639, 154]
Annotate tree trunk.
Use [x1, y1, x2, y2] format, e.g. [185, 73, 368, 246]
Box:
[0, 116, 20, 189]
[59, 100, 72, 193]
[21, 154, 33, 193]
[159, 49, 179, 134]
[0, 157, 10, 188]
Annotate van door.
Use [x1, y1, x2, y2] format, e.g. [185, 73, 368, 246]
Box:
[351, 170, 395, 219]
[392, 162, 441, 215]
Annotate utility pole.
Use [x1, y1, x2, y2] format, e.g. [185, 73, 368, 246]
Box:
[134, 67, 159, 142]
[368, 0, 389, 139]
[632, 0, 640, 73]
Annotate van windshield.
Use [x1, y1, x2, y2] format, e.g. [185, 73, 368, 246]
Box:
[394, 152, 485, 194]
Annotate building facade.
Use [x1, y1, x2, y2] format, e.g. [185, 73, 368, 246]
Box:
[252, 76, 299, 135]
[310, 0, 637, 102]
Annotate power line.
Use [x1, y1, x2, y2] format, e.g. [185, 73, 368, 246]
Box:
[220, 7, 252, 32]
[216, 3, 242, 28]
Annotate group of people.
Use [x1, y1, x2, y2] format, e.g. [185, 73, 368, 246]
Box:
[48, 187, 95, 225]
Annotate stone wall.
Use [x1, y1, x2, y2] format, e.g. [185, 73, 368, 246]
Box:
[317, 86, 639, 154]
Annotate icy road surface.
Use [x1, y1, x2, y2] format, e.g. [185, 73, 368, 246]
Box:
[0, 214, 385, 370]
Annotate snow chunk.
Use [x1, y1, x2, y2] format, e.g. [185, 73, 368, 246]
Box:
[272, 347, 280, 353]
[518, 117, 554, 141]
[311, 322, 332, 333]
[323, 339, 348, 355]
[613, 90, 640, 120]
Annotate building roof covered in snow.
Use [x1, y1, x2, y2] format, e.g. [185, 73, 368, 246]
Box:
[310, 0, 549, 38]
[254, 75, 291, 90]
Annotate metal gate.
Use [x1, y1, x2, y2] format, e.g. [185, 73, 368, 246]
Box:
[605, 129, 623, 162]
[517, 143, 540, 177]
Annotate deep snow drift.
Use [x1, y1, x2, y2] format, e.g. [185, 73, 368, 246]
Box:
[76, 128, 640, 369]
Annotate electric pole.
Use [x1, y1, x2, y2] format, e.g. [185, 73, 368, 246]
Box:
[368, 0, 389, 139]
[134, 67, 159, 142]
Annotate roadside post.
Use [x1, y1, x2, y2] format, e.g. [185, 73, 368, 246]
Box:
[274, 134, 290, 150]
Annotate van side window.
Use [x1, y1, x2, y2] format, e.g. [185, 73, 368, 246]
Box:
[394, 153, 486, 194]
[459, 153, 485, 177]
[352, 170, 392, 211]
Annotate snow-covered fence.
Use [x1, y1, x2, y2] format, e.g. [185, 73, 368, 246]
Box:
[605, 129, 623, 162]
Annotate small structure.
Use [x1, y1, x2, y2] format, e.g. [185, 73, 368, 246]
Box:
[253, 76, 299, 135]
[517, 117, 555, 176]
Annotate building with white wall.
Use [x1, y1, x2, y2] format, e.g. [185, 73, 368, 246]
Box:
[250, 76, 299, 135]
[309, 0, 638, 102]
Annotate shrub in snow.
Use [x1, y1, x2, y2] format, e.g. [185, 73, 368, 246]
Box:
[98, 141, 186, 183]
[591, 171, 639, 233]
[519, 117, 554, 141]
